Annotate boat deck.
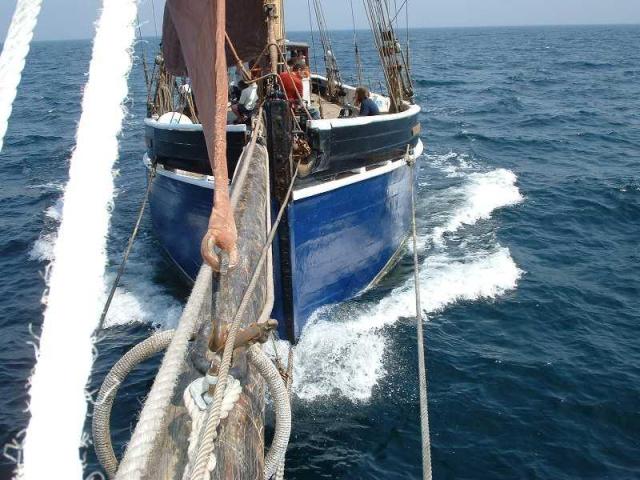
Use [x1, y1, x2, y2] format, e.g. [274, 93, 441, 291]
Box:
[311, 94, 345, 119]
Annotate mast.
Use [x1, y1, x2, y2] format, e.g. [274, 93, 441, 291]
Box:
[311, 0, 344, 101]
[265, 0, 285, 74]
[363, 0, 414, 112]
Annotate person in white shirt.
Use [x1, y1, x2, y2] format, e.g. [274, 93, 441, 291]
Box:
[232, 80, 258, 123]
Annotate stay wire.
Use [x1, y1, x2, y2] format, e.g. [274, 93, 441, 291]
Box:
[97, 162, 157, 332]
[408, 147, 433, 480]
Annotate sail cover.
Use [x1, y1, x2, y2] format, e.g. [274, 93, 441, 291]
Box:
[162, 0, 266, 266]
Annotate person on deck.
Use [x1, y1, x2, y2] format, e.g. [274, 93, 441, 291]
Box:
[231, 79, 258, 123]
[279, 61, 303, 103]
[355, 86, 380, 117]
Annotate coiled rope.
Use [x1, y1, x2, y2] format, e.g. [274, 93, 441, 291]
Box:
[408, 148, 433, 479]
[275, 346, 294, 480]
[246, 345, 292, 480]
[93, 330, 175, 478]
[0, 0, 43, 153]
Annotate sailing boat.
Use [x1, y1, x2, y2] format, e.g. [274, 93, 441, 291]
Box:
[90, 1, 428, 479]
[144, 0, 422, 342]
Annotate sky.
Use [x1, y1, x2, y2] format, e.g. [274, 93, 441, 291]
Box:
[1, 0, 639, 42]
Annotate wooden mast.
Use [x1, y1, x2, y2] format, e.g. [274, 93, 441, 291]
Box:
[265, 0, 285, 74]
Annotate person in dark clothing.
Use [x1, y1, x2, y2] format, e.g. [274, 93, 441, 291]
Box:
[355, 86, 380, 117]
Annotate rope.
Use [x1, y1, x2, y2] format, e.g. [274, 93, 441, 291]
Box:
[114, 265, 214, 480]
[0, 0, 43, 153]
[182, 375, 242, 478]
[97, 164, 156, 331]
[21, 0, 139, 477]
[247, 345, 292, 480]
[93, 330, 175, 478]
[408, 149, 432, 480]
[189, 158, 303, 480]
[349, 0, 364, 86]
[275, 346, 294, 480]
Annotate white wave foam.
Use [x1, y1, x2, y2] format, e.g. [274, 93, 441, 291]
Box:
[30, 196, 181, 330]
[29, 233, 56, 262]
[287, 247, 522, 402]
[428, 151, 476, 177]
[100, 269, 182, 329]
[279, 156, 525, 403]
[432, 168, 523, 245]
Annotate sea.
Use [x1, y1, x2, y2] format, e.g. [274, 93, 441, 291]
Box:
[1, 24, 639, 479]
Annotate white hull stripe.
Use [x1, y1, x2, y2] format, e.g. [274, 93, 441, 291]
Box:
[292, 139, 424, 201]
[144, 139, 424, 200]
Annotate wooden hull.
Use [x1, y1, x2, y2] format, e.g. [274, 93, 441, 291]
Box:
[145, 127, 422, 342]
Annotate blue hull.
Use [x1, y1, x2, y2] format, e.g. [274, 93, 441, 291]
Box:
[147, 154, 418, 340]
[286, 164, 413, 337]
[148, 168, 212, 282]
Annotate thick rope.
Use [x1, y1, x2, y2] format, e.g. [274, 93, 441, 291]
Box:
[189, 158, 302, 480]
[247, 345, 292, 480]
[115, 265, 213, 480]
[275, 346, 294, 480]
[409, 151, 433, 480]
[20, 1, 139, 477]
[0, 0, 43, 153]
[93, 330, 175, 478]
[182, 375, 242, 479]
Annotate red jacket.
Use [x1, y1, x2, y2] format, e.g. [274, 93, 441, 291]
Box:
[279, 71, 303, 102]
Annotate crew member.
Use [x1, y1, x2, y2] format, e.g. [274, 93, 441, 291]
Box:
[355, 86, 380, 117]
[279, 61, 303, 103]
[232, 79, 258, 123]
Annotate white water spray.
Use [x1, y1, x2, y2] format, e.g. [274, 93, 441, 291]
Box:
[274, 157, 525, 402]
[0, 0, 43, 153]
[20, 0, 138, 478]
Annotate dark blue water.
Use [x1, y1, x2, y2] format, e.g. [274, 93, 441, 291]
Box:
[1, 25, 640, 479]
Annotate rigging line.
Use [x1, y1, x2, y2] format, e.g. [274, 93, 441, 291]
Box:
[96, 163, 157, 332]
[389, 0, 409, 24]
[408, 147, 433, 480]
[149, 0, 159, 39]
[21, 0, 139, 477]
[0, 0, 44, 153]
[405, 0, 410, 75]
[135, 13, 152, 103]
[307, 0, 320, 87]
[350, 0, 363, 86]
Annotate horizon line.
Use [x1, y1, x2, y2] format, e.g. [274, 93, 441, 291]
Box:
[22, 21, 640, 43]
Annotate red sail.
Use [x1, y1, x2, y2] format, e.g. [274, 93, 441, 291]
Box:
[162, 0, 266, 268]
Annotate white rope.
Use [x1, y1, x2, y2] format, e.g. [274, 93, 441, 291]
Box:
[182, 375, 242, 480]
[115, 265, 213, 480]
[0, 0, 43, 153]
[19, 0, 138, 478]
[408, 150, 433, 480]
[246, 345, 292, 480]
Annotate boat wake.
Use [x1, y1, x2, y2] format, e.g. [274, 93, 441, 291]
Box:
[273, 152, 524, 402]
[30, 194, 182, 330]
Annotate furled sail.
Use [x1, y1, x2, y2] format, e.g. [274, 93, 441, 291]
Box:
[162, 0, 267, 268]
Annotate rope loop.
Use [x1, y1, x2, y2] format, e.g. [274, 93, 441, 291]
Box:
[200, 228, 240, 272]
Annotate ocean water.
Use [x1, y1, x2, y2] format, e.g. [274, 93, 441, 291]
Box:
[1, 24, 639, 479]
